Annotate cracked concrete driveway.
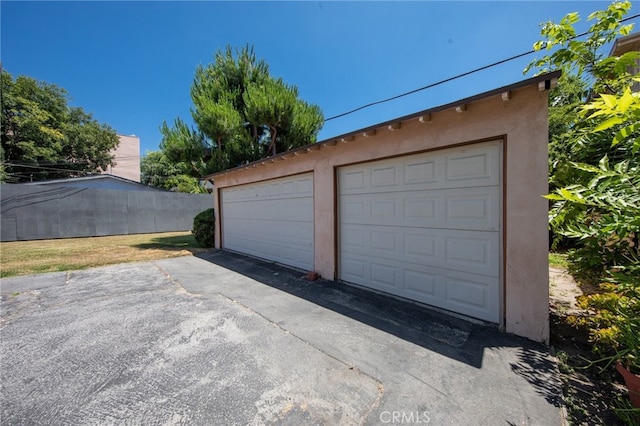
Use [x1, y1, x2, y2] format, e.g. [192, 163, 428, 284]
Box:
[0, 251, 564, 425]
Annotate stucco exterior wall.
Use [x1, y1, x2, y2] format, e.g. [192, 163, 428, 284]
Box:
[211, 81, 551, 343]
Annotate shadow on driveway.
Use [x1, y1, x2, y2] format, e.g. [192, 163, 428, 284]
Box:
[194, 250, 562, 409]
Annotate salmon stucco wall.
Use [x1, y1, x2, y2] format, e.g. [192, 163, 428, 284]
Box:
[211, 79, 551, 343]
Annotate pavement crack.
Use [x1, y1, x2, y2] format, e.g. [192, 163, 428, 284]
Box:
[361, 383, 385, 425]
[405, 371, 451, 399]
[153, 263, 201, 298]
[216, 292, 385, 387]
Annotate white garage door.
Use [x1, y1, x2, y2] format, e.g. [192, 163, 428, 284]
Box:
[221, 173, 314, 271]
[338, 141, 501, 322]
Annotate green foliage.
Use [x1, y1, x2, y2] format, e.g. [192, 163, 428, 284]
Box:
[527, 0, 638, 187]
[548, 89, 640, 380]
[546, 84, 639, 275]
[141, 151, 207, 193]
[165, 174, 207, 194]
[529, 3, 639, 413]
[525, 1, 636, 93]
[140, 151, 185, 188]
[159, 44, 324, 180]
[549, 252, 570, 269]
[191, 208, 215, 248]
[243, 77, 297, 156]
[1, 70, 119, 182]
[547, 75, 590, 190]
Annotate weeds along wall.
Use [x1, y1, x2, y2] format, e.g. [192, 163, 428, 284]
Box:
[0, 184, 213, 241]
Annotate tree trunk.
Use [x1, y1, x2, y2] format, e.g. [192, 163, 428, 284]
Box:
[265, 126, 278, 157]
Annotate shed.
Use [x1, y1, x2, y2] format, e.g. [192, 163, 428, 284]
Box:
[208, 71, 560, 343]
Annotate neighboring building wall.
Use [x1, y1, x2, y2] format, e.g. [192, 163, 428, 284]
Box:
[610, 32, 640, 92]
[0, 184, 212, 241]
[102, 134, 141, 182]
[211, 75, 555, 343]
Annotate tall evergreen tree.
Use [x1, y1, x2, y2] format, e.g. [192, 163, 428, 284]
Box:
[159, 45, 324, 177]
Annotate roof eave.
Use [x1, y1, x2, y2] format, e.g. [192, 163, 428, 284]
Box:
[205, 70, 562, 181]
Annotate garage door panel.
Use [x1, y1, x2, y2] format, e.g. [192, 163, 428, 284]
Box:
[224, 221, 313, 249]
[444, 189, 499, 231]
[404, 197, 438, 220]
[410, 230, 498, 277]
[340, 187, 499, 231]
[341, 224, 499, 277]
[225, 197, 313, 220]
[444, 272, 499, 322]
[444, 149, 498, 183]
[222, 173, 313, 271]
[371, 165, 398, 187]
[370, 263, 399, 290]
[224, 178, 312, 202]
[405, 159, 438, 184]
[294, 176, 313, 194]
[341, 257, 367, 283]
[339, 141, 501, 323]
[403, 269, 443, 301]
[444, 234, 498, 275]
[371, 230, 398, 252]
[405, 233, 438, 257]
[225, 218, 313, 245]
[371, 199, 397, 219]
[341, 143, 500, 196]
[340, 252, 499, 322]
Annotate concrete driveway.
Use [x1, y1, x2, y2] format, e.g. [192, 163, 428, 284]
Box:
[0, 251, 564, 425]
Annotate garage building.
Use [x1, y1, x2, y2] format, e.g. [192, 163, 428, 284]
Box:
[208, 72, 559, 343]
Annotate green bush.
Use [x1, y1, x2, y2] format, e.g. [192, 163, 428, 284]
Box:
[191, 208, 215, 248]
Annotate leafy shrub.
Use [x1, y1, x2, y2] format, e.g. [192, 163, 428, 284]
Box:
[548, 92, 639, 383]
[192, 208, 215, 248]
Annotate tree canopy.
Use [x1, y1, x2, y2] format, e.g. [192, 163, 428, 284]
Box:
[525, 0, 638, 253]
[1, 70, 119, 182]
[527, 1, 639, 401]
[156, 45, 324, 183]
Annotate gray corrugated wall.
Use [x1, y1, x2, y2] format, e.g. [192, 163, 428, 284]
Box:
[0, 184, 213, 242]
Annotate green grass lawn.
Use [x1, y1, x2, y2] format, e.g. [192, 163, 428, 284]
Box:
[549, 252, 569, 269]
[0, 232, 210, 278]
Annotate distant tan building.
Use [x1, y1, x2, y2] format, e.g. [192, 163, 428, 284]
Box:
[609, 32, 640, 91]
[102, 134, 141, 182]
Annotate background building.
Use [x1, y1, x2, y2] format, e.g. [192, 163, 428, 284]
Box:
[102, 134, 141, 182]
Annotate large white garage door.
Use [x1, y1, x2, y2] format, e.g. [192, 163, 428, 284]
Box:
[221, 173, 314, 271]
[339, 141, 501, 323]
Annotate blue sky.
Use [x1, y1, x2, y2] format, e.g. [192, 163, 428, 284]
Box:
[1, 1, 632, 155]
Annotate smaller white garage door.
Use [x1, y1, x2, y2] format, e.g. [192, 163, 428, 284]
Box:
[221, 173, 314, 271]
[338, 141, 502, 323]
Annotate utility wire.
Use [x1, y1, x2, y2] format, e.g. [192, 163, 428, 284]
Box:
[324, 13, 640, 122]
[6, 155, 141, 166]
[3, 163, 97, 174]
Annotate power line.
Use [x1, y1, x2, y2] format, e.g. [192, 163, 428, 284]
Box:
[5, 155, 141, 166]
[324, 13, 640, 123]
[3, 163, 96, 174]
